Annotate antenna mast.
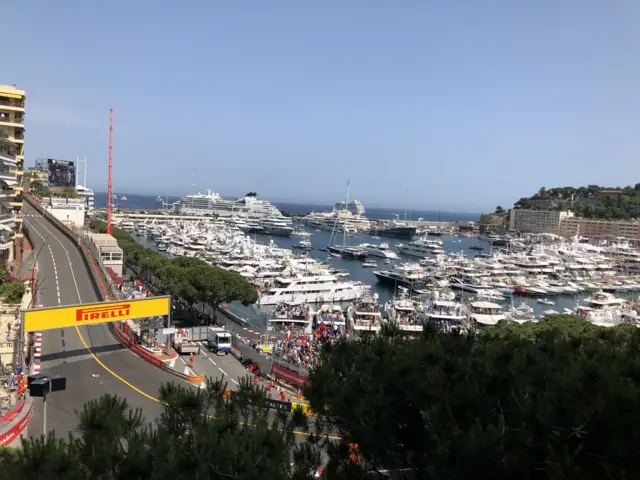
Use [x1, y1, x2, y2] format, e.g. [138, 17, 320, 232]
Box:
[107, 109, 113, 235]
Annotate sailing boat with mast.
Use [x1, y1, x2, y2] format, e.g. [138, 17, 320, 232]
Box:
[327, 181, 368, 260]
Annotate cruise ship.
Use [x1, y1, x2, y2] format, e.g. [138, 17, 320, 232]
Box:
[169, 191, 282, 218]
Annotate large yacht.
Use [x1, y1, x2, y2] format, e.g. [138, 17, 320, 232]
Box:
[384, 288, 423, 333]
[170, 191, 282, 218]
[258, 274, 365, 305]
[465, 301, 506, 328]
[369, 221, 417, 239]
[396, 237, 445, 257]
[358, 242, 399, 259]
[256, 216, 294, 236]
[373, 263, 430, 294]
[347, 294, 383, 336]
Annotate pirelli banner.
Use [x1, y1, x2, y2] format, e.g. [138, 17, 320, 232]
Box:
[23, 297, 171, 332]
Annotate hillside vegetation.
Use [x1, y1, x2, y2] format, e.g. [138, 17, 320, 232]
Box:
[514, 184, 640, 220]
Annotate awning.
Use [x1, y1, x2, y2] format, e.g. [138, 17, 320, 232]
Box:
[0, 92, 22, 99]
[0, 179, 16, 186]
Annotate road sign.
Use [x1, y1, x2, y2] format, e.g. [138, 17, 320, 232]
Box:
[23, 296, 171, 332]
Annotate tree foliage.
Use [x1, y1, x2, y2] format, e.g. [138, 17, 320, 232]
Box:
[0, 378, 321, 479]
[305, 316, 640, 479]
[89, 219, 259, 313]
[513, 184, 640, 219]
[0, 281, 26, 303]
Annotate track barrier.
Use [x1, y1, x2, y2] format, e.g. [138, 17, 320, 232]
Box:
[0, 398, 33, 446]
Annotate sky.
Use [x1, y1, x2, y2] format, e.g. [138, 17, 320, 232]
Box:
[4, 1, 640, 212]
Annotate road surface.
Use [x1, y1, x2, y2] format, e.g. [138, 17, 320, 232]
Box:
[23, 205, 327, 444]
[24, 205, 172, 437]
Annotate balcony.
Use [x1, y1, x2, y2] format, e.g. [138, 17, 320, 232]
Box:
[0, 99, 25, 111]
[0, 152, 16, 166]
[0, 167, 16, 186]
[0, 115, 24, 127]
[7, 133, 24, 144]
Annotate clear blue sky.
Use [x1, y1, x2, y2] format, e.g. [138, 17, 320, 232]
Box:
[5, 1, 640, 212]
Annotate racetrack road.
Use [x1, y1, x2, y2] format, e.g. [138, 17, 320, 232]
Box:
[22, 205, 333, 445]
[24, 205, 175, 437]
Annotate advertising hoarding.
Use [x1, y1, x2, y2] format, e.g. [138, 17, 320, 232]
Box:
[35, 158, 76, 188]
[23, 296, 171, 332]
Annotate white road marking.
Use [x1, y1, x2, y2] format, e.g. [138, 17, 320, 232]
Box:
[208, 358, 217, 366]
[219, 368, 227, 376]
[231, 378, 239, 386]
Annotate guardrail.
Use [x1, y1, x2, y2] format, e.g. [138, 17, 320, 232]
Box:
[24, 194, 113, 301]
[109, 321, 203, 384]
[0, 398, 33, 446]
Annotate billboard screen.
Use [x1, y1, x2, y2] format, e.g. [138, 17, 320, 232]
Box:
[38, 158, 76, 187]
[23, 296, 171, 332]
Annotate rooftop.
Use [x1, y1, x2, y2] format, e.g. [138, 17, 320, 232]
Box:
[0, 85, 26, 98]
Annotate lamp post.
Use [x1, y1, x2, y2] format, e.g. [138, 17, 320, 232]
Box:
[27, 373, 67, 435]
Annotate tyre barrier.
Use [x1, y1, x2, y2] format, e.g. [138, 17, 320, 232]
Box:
[0, 398, 33, 447]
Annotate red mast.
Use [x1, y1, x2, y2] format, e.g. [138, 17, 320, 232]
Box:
[106, 108, 113, 236]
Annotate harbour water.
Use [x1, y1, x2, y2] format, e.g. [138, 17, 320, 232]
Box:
[133, 225, 631, 332]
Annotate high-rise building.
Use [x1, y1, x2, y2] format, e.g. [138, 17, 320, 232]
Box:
[509, 209, 574, 235]
[0, 84, 26, 261]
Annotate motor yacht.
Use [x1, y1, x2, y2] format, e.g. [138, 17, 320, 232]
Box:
[347, 295, 383, 336]
[358, 242, 399, 259]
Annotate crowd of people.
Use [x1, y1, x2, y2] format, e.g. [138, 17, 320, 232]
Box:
[273, 322, 349, 368]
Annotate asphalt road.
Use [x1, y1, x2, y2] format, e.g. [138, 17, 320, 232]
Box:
[22, 205, 334, 449]
[24, 205, 173, 438]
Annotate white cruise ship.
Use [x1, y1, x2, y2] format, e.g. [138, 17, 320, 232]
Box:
[258, 274, 365, 305]
[171, 191, 282, 218]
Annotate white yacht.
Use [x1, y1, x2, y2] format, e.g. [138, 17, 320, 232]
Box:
[384, 288, 423, 333]
[422, 299, 467, 331]
[373, 263, 430, 294]
[258, 274, 365, 305]
[396, 237, 445, 257]
[347, 295, 383, 335]
[258, 216, 295, 236]
[466, 301, 506, 328]
[267, 302, 313, 335]
[358, 242, 399, 260]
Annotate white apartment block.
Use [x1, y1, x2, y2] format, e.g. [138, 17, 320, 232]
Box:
[509, 209, 574, 235]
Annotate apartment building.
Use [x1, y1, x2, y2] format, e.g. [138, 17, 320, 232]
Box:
[559, 217, 640, 241]
[509, 209, 574, 235]
[0, 85, 25, 263]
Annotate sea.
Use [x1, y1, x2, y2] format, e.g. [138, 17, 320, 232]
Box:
[94, 192, 480, 223]
[120, 192, 615, 331]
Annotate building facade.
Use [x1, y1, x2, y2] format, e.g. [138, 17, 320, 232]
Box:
[0, 84, 26, 263]
[509, 209, 574, 235]
[559, 217, 640, 241]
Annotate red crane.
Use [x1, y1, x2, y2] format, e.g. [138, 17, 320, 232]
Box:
[107, 108, 113, 236]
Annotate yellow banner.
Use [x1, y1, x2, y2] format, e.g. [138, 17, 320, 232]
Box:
[23, 296, 171, 332]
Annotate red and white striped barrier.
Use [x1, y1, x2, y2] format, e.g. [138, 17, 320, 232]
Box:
[32, 331, 43, 374]
[242, 327, 261, 335]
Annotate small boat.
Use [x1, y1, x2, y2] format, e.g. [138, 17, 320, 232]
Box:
[384, 259, 392, 264]
[361, 261, 377, 268]
[537, 298, 555, 306]
[330, 252, 341, 258]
